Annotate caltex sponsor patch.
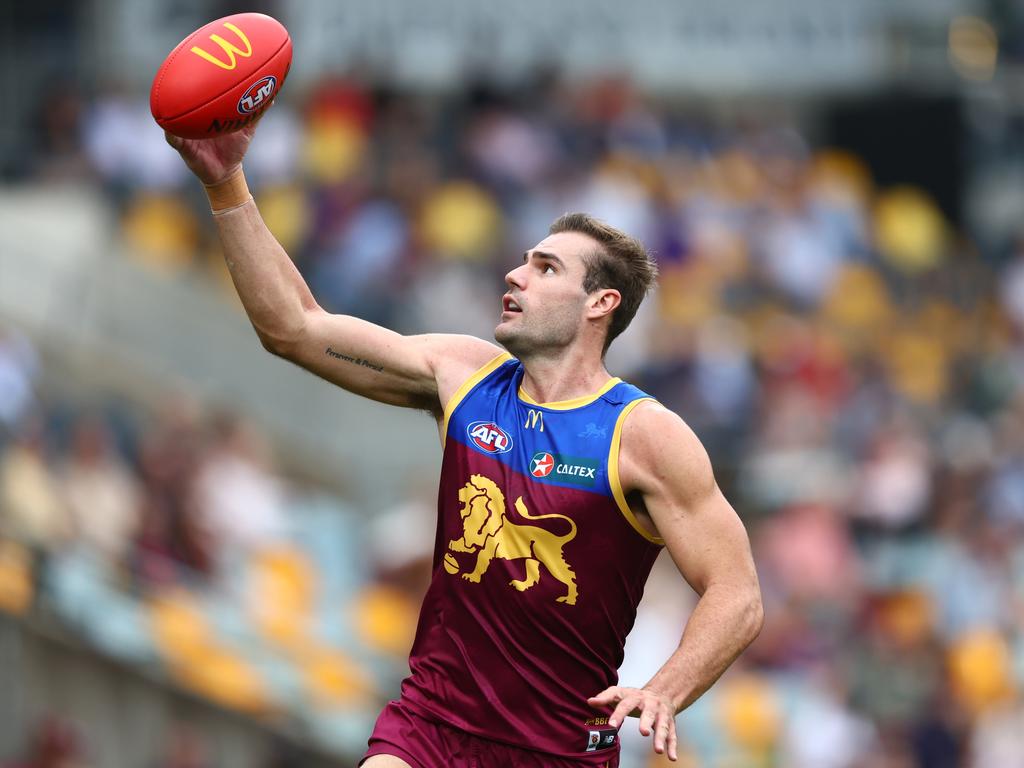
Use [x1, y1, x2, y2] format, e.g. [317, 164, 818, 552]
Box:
[529, 452, 600, 487]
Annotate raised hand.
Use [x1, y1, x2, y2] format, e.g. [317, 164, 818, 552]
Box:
[164, 120, 259, 185]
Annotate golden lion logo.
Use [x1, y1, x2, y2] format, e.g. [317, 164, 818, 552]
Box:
[444, 474, 578, 605]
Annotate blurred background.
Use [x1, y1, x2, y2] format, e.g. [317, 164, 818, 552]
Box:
[1, 0, 1024, 766]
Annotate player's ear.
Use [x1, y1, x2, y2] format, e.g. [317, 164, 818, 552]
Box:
[587, 288, 620, 320]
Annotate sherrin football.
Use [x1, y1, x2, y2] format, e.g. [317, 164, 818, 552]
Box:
[150, 12, 292, 139]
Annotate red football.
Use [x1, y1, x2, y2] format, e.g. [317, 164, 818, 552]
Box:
[150, 12, 292, 139]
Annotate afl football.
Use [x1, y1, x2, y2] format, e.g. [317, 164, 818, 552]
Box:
[150, 12, 291, 139]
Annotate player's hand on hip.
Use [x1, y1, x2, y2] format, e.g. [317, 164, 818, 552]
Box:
[588, 685, 678, 761]
[164, 118, 259, 186]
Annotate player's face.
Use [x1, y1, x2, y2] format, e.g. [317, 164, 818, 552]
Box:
[495, 232, 594, 357]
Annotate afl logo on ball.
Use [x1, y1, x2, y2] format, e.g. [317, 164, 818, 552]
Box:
[467, 421, 513, 454]
[530, 452, 554, 477]
[237, 75, 277, 114]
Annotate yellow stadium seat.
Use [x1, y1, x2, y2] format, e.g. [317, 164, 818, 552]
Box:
[822, 264, 894, 341]
[248, 546, 317, 652]
[716, 673, 782, 751]
[176, 645, 272, 715]
[258, 184, 311, 254]
[874, 186, 948, 274]
[658, 261, 724, 328]
[877, 590, 934, 646]
[880, 328, 950, 404]
[147, 589, 215, 665]
[809, 149, 875, 207]
[147, 589, 273, 714]
[419, 181, 501, 261]
[949, 628, 1015, 715]
[301, 115, 367, 185]
[301, 645, 375, 707]
[351, 584, 419, 657]
[0, 540, 33, 615]
[121, 193, 200, 273]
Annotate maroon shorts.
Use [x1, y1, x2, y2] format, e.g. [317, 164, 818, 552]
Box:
[361, 700, 619, 768]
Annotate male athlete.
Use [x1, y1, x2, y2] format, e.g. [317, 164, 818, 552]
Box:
[166, 120, 762, 766]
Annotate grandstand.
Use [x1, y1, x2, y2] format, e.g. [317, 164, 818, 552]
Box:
[2, 1, 1024, 766]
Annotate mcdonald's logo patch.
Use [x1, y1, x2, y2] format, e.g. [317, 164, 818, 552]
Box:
[190, 22, 253, 70]
[524, 409, 544, 432]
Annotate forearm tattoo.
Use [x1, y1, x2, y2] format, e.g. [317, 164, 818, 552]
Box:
[325, 346, 385, 373]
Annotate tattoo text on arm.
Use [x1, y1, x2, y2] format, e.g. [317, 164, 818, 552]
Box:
[325, 347, 385, 373]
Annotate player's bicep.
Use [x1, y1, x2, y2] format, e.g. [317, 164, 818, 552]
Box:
[626, 408, 757, 596]
[656, 484, 756, 598]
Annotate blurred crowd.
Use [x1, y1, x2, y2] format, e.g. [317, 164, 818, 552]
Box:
[0, 712, 312, 768]
[5, 70, 1024, 767]
[0, 326, 420, 761]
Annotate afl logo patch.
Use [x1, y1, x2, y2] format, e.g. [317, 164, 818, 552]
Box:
[530, 452, 555, 477]
[467, 421, 513, 454]
[237, 75, 277, 114]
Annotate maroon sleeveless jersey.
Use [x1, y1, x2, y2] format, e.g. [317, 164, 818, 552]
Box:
[399, 353, 664, 762]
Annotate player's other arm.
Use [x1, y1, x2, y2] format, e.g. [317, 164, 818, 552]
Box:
[589, 404, 763, 760]
[167, 128, 502, 412]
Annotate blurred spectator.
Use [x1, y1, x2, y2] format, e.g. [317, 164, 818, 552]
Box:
[0, 329, 40, 442]
[3, 714, 91, 768]
[59, 414, 140, 573]
[192, 413, 286, 583]
[0, 417, 70, 553]
[28, 79, 90, 183]
[756, 503, 860, 605]
[366, 475, 435, 599]
[308, 198, 411, 325]
[262, 738, 302, 768]
[970, 701, 1024, 768]
[242, 104, 302, 187]
[852, 423, 932, 530]
[780, 670, 879, 768]
[83, 83, 187, 199]
[134, 397, 212, 585]
[151, 723, 210, 768]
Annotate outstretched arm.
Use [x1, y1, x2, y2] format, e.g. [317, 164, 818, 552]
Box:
[166, 126, 501, 412]
[589, 404, 763, 761]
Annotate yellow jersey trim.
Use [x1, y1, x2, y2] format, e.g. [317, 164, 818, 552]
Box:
[608, 398, 665, 545]
[441, 352, 514, 448]
[518, 377, 622, 410]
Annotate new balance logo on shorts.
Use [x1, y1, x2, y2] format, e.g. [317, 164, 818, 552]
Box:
[585, 728, 617, 751]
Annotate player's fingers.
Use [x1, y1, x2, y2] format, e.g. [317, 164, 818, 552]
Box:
[638, 700, 658, 737]
[667, 718, 678, 761]
[652, 707, 672, 752]
[587, 686, 621, 706]
[165, 131, 184, 150]
[609, 694, 641, 728]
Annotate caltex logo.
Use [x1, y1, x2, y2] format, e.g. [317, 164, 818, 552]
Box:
[530, 452, 555, 477]
[527, 452, 601, 487]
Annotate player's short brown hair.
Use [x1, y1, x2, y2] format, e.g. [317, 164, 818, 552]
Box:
[549, 212, 658, 352]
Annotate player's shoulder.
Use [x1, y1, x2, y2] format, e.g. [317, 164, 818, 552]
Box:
[619, 400, 713, 482]
[419, 333, 510, 409]
[420, 333, 506, 369]
[621, 399, 689, 437]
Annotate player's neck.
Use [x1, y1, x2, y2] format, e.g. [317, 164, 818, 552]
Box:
[518, 350, 612, 406]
